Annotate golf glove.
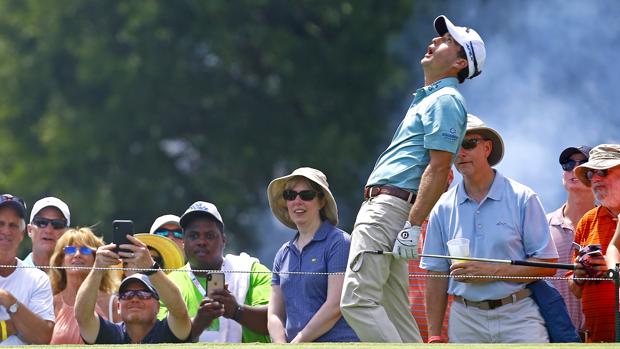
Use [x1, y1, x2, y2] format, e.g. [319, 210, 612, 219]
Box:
[392, 221, 421, 259]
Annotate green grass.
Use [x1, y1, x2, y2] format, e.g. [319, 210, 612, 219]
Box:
[10, 343, 620, 349]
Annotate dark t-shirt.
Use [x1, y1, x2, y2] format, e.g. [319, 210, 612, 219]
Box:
[92, 315, 189, 344]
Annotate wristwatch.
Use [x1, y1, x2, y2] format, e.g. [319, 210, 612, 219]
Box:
[7, 301, 19, 315]
[142, 261, 161, 276]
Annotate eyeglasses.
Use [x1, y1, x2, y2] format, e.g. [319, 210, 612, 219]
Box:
[0, 194, 26, 210]
[282, 189, 322, 201]
[561, 159, 587, 172]
[586, 169, 609, 180]
[119, 290, 158, 301]
[154, 229, 183, 240]
[32, 217, 67, 230]
[461, 138, 487, 150]
[64, 246, 93, 255]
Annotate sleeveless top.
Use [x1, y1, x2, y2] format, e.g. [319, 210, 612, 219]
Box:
[50, 293, 116, 344]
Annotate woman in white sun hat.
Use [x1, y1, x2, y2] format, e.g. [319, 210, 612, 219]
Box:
[266, 167, 358, 343]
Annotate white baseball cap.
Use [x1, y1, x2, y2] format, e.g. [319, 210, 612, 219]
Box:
[149, 214, 181, 234]
[179, 201, 224, 230]
[30, 197, 70, 226]
[434, 15, 486, 79]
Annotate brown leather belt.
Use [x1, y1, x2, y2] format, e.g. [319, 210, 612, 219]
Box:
[453, 288, 532, 310]
[364, 185, 416, 204]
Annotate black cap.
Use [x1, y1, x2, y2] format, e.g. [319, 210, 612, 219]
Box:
[0, 194, 27, 219]
[559, 145, 593, 164]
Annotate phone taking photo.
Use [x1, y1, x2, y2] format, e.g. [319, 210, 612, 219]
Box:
[206, 272, 225, 297]
[112, 220, 134, 253]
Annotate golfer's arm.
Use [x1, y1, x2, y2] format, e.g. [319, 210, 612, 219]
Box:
[409, 150, 453, 226]
[425, 270, 449, 338]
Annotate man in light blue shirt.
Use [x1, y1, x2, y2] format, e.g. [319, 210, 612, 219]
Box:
[420, 115, 558, 343]
[341, 15, 486, 342]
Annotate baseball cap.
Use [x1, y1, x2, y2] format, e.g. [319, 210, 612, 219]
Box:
[30, 197, 70, 226]
[119, 273, 159, 299]
[149, 214, 180, 235]
[434, 15, 486, 79]
[179, 201, 224, 230]
[559, 145, 592, 164]
[0, 194, 27, 220]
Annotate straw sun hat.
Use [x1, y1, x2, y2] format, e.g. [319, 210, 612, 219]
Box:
[134, 233, 184, 272]
[267, 167, 338, 230]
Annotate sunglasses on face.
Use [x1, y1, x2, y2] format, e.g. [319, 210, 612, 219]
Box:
[119, 290, 158, 301]
[63, 246, 93, 255]
[32, 217, 67, 230]
[561, 159, 587, 172]
[461, 138, 487, 150]
[282, 189, 322, 201]
[154, 229, 183, 239]
[0, 194, 26, 210]
[586, 169, 609, 180]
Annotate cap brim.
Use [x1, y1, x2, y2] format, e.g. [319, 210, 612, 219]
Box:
[466, 127, 504, 166]
[0, 201, 26, 219]
[179, 210, 221, 229]
[134, 233, 185, 272]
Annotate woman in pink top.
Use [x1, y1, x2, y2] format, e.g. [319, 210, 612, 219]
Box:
[48, 227, 121, 344]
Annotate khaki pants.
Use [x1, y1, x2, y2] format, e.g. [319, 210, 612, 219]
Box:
[449, 296, 549, 343]
[340, 195, 422, 343]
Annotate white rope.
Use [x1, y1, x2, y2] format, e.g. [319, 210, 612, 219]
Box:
[4, 264, 612, 281]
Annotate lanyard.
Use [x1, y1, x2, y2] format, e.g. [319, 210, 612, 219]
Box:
[188, 268, 207, 297]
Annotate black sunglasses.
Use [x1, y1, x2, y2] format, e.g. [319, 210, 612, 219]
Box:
[32, 217, 67, 230]
[119, 290, 158, 301]
[282, 189, 322, 201]
[0, 194, 26, 210]
[64, 246, 94, 255]
[461, 138, 487, 150]
[586, 169, 609, 180]
[154, 229, 183, 239]
[561, 159, 587, 172]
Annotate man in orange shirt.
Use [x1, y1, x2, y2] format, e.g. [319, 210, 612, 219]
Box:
[570, 144, 620, 342]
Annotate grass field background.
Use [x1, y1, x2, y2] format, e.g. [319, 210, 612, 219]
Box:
[11, 343, 620, 349]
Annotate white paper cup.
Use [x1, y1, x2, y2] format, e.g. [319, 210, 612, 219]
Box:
[447, 238, 470, 263]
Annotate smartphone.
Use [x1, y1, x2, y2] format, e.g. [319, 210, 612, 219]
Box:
[112, 220, 134, 253]
[206, 272, 225, 297]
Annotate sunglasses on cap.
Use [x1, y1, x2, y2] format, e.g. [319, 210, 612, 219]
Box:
[64, 246, 94, 255]
[154, 229, 183, 240]
[32, 217, 67, 230]
[561, 159, 587, 172]
[282, 189, 322, 201]
[586, 169, 609, 180]
[461, 138, 487, 150]
[119, 290, 158, 301]
[0, 194, 26, 209]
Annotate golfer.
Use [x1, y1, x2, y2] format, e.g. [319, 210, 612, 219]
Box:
[340, 15, 486, 342]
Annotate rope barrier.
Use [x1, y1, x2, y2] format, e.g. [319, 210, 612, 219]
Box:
[3, 263, 612, 281]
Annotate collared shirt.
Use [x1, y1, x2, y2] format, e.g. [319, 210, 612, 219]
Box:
[272, 220, 358, 342]
[366, 77, 467, 191]
[573, 206, 617, 342]
[547, 205, 583, 330]
[420, 171, 558, 301]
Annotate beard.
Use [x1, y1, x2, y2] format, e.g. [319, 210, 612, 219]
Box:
[594, 186, 620, 210]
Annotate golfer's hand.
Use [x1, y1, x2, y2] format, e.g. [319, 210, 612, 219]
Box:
[392, 222, 421, 259]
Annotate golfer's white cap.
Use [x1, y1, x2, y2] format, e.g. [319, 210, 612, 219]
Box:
[434, 15, 486, 79]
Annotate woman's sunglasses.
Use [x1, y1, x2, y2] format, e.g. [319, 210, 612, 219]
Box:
[64, 246, 94, 255]
[282, 189, 322, 201]
[586, 169, 609, 180]
[154, 229, 183, 240]
[561, 159, 587, 172]
[461, 138, 487, 150]
[119, 290, 158, 301]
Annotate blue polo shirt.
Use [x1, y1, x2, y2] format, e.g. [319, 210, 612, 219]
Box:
[272, 220, 358, 342]
[366, 77, 467, 191]
[420, 171, 558, 301]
